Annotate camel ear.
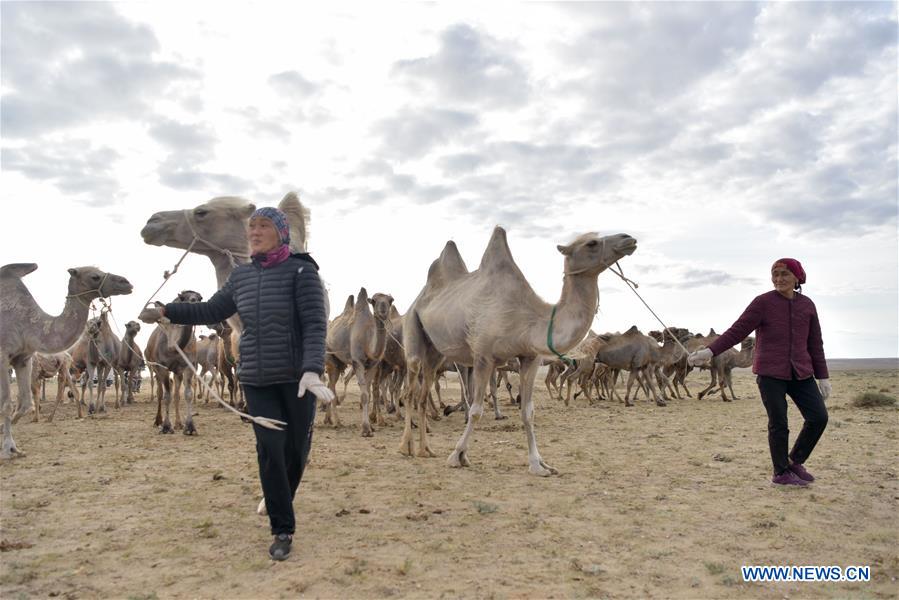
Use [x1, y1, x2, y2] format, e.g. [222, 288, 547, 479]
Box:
[68, 268, 78, 276]
[388, 295, 394, 304]
[243, 204, 257, 218]
[557, 244, 572, 256]
[368, 298, 375, 306]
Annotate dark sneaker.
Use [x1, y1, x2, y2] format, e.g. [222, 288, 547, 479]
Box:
[269, 533, 292, 561]
[788, 462, 815, 482]
[771, 471, 808, 487]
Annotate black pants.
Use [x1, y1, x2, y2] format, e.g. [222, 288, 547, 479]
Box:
[756, 375, 828, 475]
[243, 382, 316, 535]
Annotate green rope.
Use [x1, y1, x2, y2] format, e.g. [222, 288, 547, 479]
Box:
[547, 305, 575, 367]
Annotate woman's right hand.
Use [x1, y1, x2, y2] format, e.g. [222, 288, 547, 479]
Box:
[139, 303, 166, 324]
[687, 348, 713, 366]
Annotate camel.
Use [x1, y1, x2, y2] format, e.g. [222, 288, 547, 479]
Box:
[649, 328, 692, 400]
[323, 294, 355, 426]
[0, 264, 132, 458]
[699, 337, 755, 402]
[83, 311, 123, 414]
[141, 192, 322, 336]
[400, 227, 637, 475]
[326, 287, 394, 436]
[376, 305, 406, 416]
[29, 352, 78, 422]
[557, 331, 602, 406]
[594, 326, 667, 407]
[195, 332, 220, 402]
[117, 321, 144, 405]
[214, 321, 240, 407]
[145, 290, 202, 434]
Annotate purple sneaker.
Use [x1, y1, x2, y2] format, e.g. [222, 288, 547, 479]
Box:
[788, 462, 815, 482]
[771, 470, 809, 486]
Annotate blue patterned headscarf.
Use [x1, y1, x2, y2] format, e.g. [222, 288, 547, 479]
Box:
[250, 207, 290, 246]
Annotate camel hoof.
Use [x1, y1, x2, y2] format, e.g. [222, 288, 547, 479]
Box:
[184, 424, 198, 435]
[656, 400, 667, 407]
[361, 427, 374, 438]
[447, 450, 470, 468]
[398, 439, 414, 457]
[160, 424, 174, 434]
[442, 406, 454, 417]
[416, 447, 436, 458]
[88, 405, 96, 415]
[495, 414, 508, 420]
[529, 461, 557, 477]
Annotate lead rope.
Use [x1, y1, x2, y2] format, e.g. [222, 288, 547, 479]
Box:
[607, 261, 692, 356]
[171, 340, 285, 431]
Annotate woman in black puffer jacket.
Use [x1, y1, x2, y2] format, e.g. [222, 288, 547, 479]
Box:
[140, 206, 332, 561]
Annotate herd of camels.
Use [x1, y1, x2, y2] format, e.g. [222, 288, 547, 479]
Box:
[0, 193, 753, 475]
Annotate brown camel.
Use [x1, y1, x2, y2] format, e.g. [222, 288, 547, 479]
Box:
[145, 290, 202, 434]
[400, 227, 637, 475]
[0, 263, 132, 458]
[323, 294, 355, 426]
[29, 352, 78, 422]
[83, 311, 123, 414]
[699, 337, 755, 402]
[594, 326, 667, 407]
[117, 320, 144, 405]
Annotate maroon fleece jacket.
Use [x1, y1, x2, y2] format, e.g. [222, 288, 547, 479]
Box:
[708, 290, 829, 381]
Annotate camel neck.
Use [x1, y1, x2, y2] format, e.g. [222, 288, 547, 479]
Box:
[546, 274, 598, 353]
[45, 295, 92, 353]
[368, 317, 388, 359]
[209, 252, 248, 289]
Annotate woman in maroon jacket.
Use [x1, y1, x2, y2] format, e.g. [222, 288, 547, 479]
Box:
[688, 258, 831, 487]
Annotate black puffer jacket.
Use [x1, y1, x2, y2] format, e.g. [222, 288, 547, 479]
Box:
[163, 254, 327, 386]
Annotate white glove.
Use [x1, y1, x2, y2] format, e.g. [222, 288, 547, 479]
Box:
[138, 303, 166, 324]
[298, 372, 334, 404]
[817, 378, 832, 400]
[687, 348, 713, 366]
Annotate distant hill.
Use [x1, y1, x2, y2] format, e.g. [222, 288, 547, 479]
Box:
[826, 358, 899, 371]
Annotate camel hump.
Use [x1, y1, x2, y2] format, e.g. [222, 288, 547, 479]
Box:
[354, 287, 369, 311]
[279, 191, 309, 253]
[0, 263, 38, 279]
[624, 324, 640, 335]
[477, 226, 519, 273]
[342, 294, 355, 314]
[425, 241, 469, 291]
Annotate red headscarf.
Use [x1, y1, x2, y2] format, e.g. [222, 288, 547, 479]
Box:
[772, 258, 806, 287]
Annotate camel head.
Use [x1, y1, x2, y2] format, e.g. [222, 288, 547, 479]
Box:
[125, 321, 141, 336]
[141, 197, 256, 258]
[86, 316, 103, 340]
[176, 290, 203, 304]
[557, 232, 637, 277]
[369, 293, 395, 323]
[67, 267, 133, 301]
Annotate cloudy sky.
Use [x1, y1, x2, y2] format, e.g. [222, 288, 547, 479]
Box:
[2, 2, 896, 359]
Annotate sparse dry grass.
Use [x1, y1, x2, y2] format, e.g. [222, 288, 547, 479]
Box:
[1, 369, 897, 599]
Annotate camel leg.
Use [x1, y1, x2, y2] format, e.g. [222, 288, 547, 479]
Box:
[183, 372, 197, 435]
[153, 371, 164, 427]
[160, 376, 175, 434]
[1, 358, 24, 459]
[353, 362, 374, 437]
[322, 362, 342, 426]
[172, 371, 184, 430]
[447, 357, 494, 469]
[518, 357, 557, 476]
[370, 365, 386, 427]
[489, 370, 506, 420]
[30, 377, 42, 423]
[85, 363, 98, 414]
[11, 356, 34, 424]
[697, 370, 717, 400]
[398, 363, 420, 456]
[623, 370, 637, 407]
[642, 368, 667, 407]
